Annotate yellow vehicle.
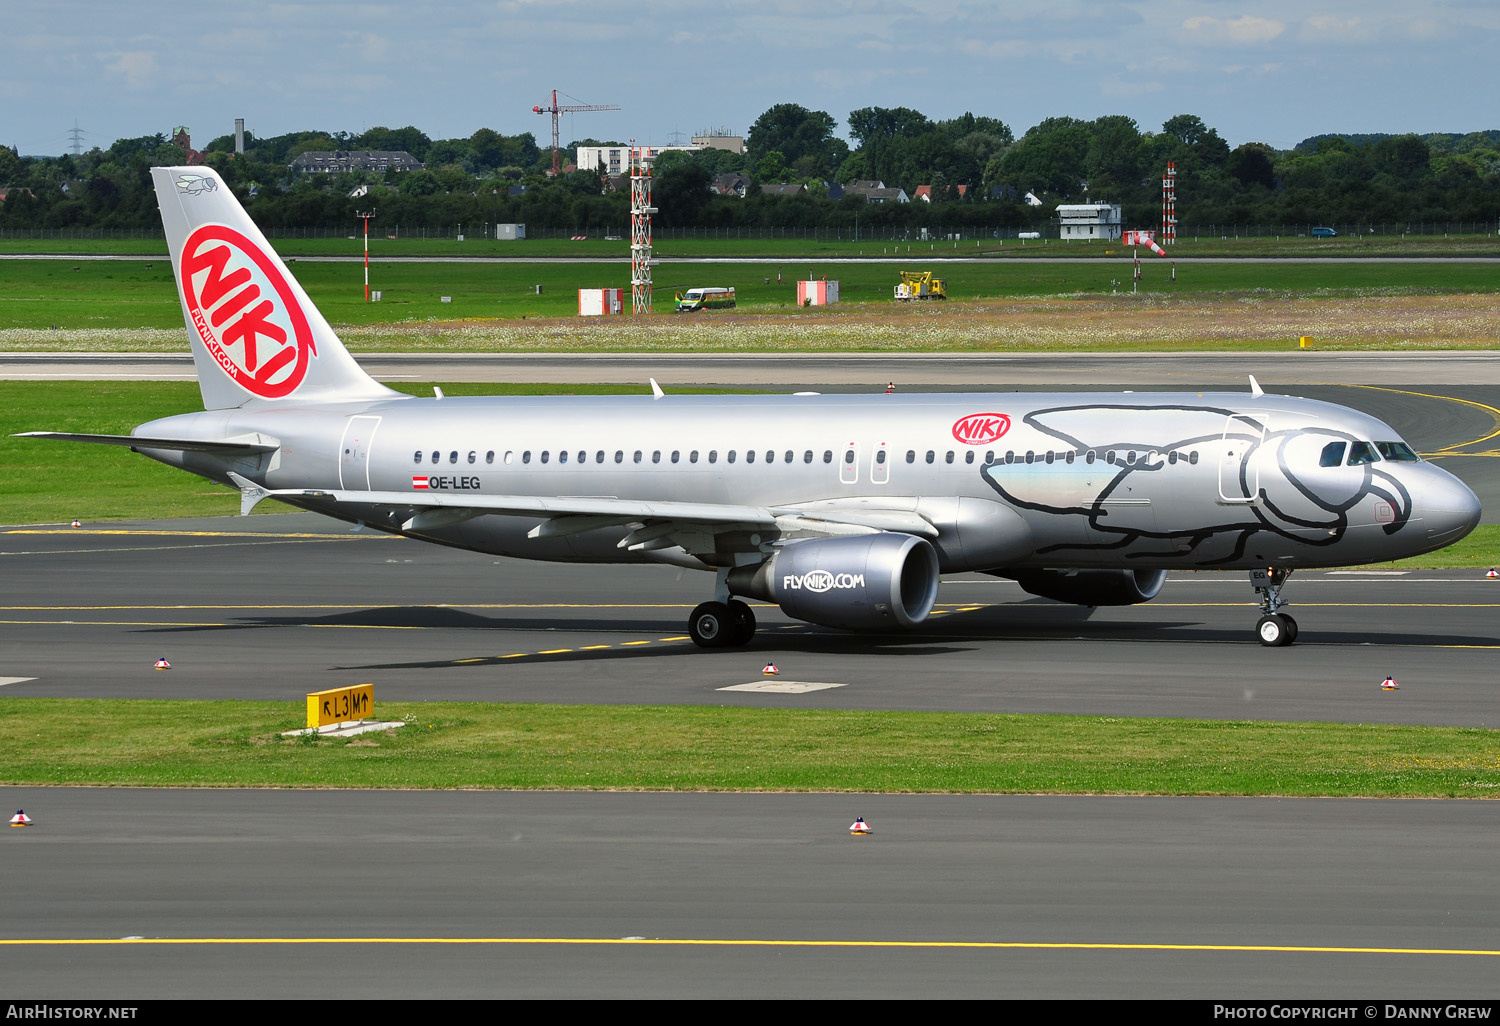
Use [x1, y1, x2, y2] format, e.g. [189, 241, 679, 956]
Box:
[893, 270, 947, 301]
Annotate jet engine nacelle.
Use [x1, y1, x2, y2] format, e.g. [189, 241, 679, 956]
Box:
[728, 533, 940, 630]
[1007, 568, 1168, 606]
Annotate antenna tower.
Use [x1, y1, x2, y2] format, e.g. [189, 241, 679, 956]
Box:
[630, 145, 656, 314]
[531, 89, 621, 176]
[1161, 161, 1177, 245]
[67, 121, 86, 156]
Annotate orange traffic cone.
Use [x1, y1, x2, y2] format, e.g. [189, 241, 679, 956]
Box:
[849, 817, 871, 835]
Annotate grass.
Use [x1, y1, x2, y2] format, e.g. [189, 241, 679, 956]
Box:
[0, 698, 1497, 796]
[3, 257, 1500, 335]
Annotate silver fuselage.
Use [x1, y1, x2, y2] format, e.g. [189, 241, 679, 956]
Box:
[136, 389, 1480, 574]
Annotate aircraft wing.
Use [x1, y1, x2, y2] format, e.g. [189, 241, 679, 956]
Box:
[15, 432, 281, 454]
[238, 477, 938, 549]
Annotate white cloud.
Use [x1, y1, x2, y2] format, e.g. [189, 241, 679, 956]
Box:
[102, 50, 159, 90]
[1182, 15, 1286, 45]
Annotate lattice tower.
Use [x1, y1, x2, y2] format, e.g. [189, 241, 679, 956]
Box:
[630, 147, 656, 314]
[1162, 161, 1177, 245]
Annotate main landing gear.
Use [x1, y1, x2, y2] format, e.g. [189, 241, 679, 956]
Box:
[687, 599, 757, 649]
[1251, 567, 1298, 647]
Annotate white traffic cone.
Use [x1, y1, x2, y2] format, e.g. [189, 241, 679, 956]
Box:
[10, 810, 32, 827]
[849, 816, 871, 835]
[762, 663, 779, 676]
[1487, 569, 1497, 579]
[1381, 675, 1399, 691]
[154, 657, 171, 670]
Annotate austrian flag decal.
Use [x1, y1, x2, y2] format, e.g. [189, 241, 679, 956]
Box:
[179, 223, 316, 399]
[412, 476, 430, 490]
[952, 412, 1011, 445]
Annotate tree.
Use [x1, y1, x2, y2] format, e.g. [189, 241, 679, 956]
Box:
[847, 106, 932, 147]
[746, 103, 839, 168]
[1227, 143, 1276, 188]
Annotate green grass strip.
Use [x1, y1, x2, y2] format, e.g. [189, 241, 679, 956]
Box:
[1, 699, 1497, 797]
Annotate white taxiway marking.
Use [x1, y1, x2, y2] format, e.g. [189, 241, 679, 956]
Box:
[718, 681, 848, 694]
[0, 677, 37, 686]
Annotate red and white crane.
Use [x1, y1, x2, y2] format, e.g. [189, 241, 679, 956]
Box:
[531, 89, 621, 176]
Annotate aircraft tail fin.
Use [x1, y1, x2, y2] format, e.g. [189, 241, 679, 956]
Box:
[151, 166, 400, 411]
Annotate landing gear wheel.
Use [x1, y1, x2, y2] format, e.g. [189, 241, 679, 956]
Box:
[726, 599, 757, 647]
[688, 601, 734, 649]
[1256, 613, 1294, 647]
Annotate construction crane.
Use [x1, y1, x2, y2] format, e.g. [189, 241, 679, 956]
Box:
[532, 89, 621, 176]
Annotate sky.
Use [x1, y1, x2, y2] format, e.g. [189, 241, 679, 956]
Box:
[3, 0, 1498, 158]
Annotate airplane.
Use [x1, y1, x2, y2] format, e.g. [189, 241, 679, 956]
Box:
[18, 166, 1483, 649]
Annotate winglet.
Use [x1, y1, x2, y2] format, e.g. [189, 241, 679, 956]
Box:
[1248, 374, 1264, 398]
[650, 378, 665, 400]
[226, 472, 270, 516]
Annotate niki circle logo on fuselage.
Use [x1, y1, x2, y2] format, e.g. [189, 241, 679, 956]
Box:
[952, 413, 1011, 445]
[180, 224, 316, 398]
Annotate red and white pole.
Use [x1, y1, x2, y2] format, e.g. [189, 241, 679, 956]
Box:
[356, 209, 375, 301]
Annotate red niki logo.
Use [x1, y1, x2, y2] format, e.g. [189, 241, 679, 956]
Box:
[179, 224, 316, 398]
[951, 413, 1011, 445]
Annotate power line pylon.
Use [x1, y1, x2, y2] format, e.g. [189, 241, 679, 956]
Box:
[531, 89, 620, 176]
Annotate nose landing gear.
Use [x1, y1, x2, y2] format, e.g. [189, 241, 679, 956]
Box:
[1251, 567, 1298, 646]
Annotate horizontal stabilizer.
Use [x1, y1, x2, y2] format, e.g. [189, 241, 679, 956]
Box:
[15, 431, 280, 454]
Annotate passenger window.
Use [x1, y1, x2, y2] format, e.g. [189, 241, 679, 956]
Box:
[985, 451, 994, 464]
[413, 451, 422, 464]
[964, 451, 974, 464]
[1348, 441, 1380, 466]
[823, 451, 833, 463]
[431, 451, 440, 464]
[1188, 451, 1199, 465]
[709, 450, 718, 464]
[1319, 442, 1347, 468]
[1169, 451, 1179, 465]
[728, 450, 736, 463]
[1025, 451, 1035, 464]
[652, 451, 661, 464]
[1085, 450, 1096, 465]
[690, 451, 699, 463]
[558, 451, 567, 464]
[522, 451, 531, 464]
[634, 450, 643, 463]
[671, 451, 680, 463]
[540, 451, 550, 464]
[486, 451, 494, 464]
[1106, 451, 1117, 465]
[945, 451, 954, 464]
[1065, 451, 1075, 465]
[1127, 451, 1136, 465]
[925, 450, 935, 464]
[1045, 451, 1055, 464]
[804, 450, 814, 463]
[1005, 451, 1014, 464]
[876, 450, 887, 465]
[468, 451, 476, 464]
[906, 450, 916, 463]
[1376, 441, 1420, 462]
[596, 450, 605, 463]
[615, 451, 624, 463]
[504, 451, 514, 465]
[746, 450, 755, 464]
[844, 450, 855, 464]
[784, 450, 793, 463]
[449, 451, 458, 464]
[577, 451, 586, 464]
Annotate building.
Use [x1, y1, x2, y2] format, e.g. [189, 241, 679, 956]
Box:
[711, 173, 748, 198]
[291, 151, 422, 174]
[1056, 201, 1122, 241]
[574, 144, 700, 176]
[691, 134, 745, 154]
[760, 183, 807, 197]
[844, 181, 909, 204]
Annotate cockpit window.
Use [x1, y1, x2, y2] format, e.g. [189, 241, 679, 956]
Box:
[1376, 441, 1421, 462]
[1347, 441, 1380, 466]
[1319, 442, 1347, 468]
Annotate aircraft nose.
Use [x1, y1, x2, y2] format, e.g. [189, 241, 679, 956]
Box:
[1420, 468, 1481, 544]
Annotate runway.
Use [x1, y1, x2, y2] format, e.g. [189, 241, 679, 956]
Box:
[5, 352, 1499, 998]
[5, 788, 1500, 999]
